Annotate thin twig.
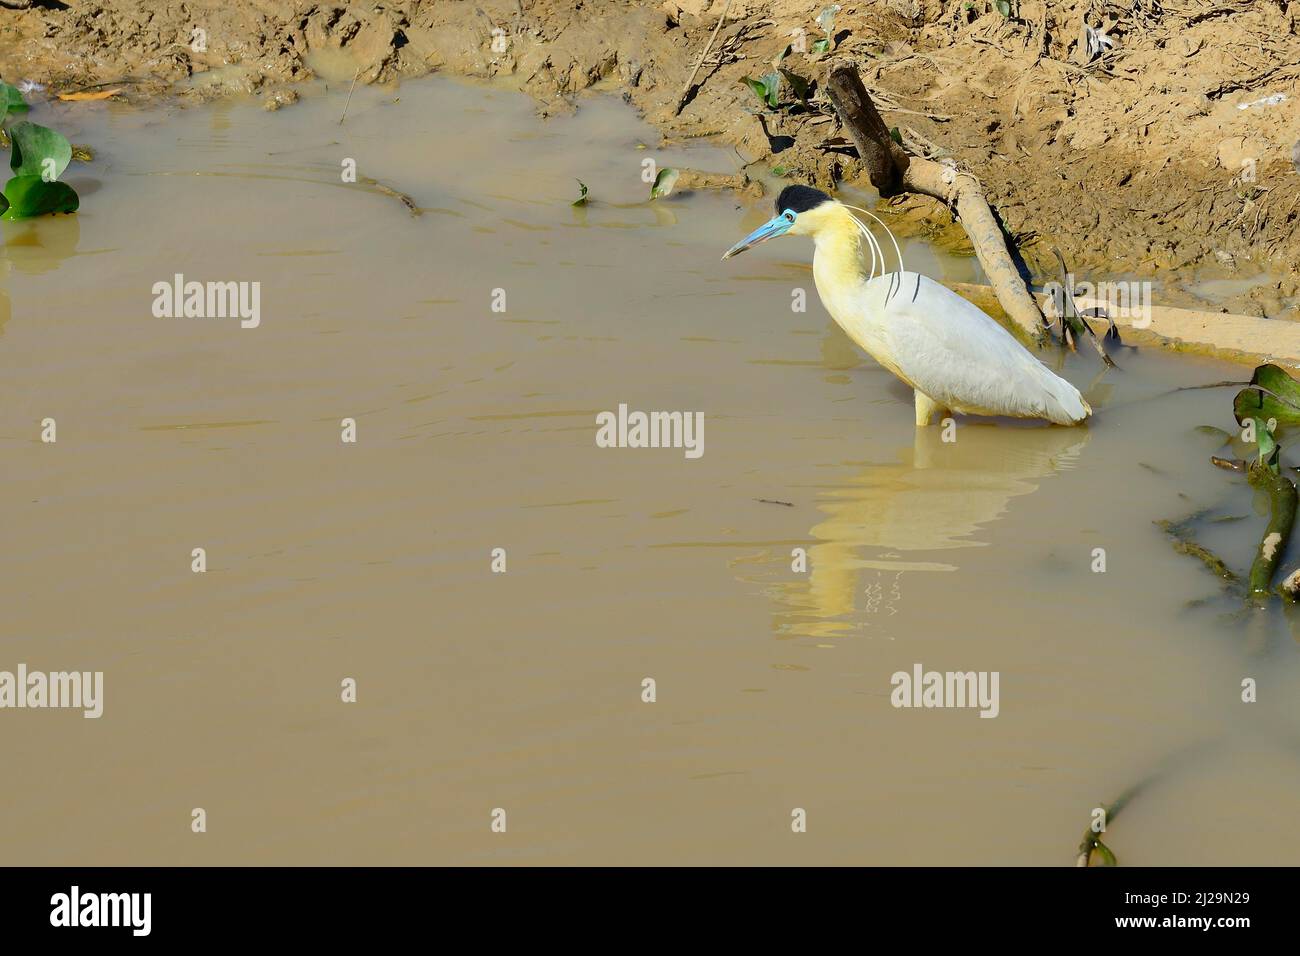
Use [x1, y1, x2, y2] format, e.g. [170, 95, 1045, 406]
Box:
[674, 0, 734, 116]
[339, 68, 360, 125]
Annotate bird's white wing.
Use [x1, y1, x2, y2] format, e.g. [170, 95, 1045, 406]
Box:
[855, 273, 1089, 424]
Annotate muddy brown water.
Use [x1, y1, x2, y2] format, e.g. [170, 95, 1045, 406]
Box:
[2, 76, 1299, 865]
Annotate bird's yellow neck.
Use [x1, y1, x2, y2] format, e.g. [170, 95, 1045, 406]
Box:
[806, 204, 868, 317]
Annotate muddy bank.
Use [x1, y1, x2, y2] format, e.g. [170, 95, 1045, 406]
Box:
[2, 0, 1298, 315]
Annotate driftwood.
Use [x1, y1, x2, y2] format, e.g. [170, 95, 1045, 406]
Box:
[824, 61, 1048, 344]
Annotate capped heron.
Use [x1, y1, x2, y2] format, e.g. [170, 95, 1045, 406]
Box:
[722, 186, 1091, 427]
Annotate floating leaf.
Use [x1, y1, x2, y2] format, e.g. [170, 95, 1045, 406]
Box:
[9, 121, 73, 181]
[811, 38, 831, 54]
[572, 179, 588, 206]
[650, 167, 679, 199]
[771, 165, 787, 176]
[995, 0, 1012, 17]
[0, 176, 80, 220]
[56, 88, 123, 102]
[1233, 364, 1300, 434]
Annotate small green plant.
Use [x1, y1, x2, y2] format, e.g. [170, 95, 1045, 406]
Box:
[572, 180, 589, 206]
[0, 76, 79, 220]
[742, 72, 782, 110]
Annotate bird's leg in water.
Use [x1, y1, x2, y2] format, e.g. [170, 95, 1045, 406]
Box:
[914, 390, 947, 427]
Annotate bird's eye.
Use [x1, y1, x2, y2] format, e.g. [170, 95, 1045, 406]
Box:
[784, 211, 795, 222]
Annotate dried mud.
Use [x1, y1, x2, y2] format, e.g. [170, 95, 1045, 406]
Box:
[2, 0, 1298, 315]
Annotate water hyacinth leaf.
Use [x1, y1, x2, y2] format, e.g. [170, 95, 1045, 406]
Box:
[650, 167, 679, 199]
[572, 179, 588, 206]
[0, 175, 80, 220]
[1233, 364, 1300, 432]
[779, 69, 811, 105]
[1254, 418, 1278, 467]
[9, 121, 73, 181]
[0, 80, 28, 114]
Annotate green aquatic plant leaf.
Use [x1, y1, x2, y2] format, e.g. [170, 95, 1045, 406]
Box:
[650, 167, 679, 199]
[0, 80, 28, 118]
[0, 175, 80, 220]
[742, 72, 782, 109]
[1254, 418, 1278, 470]
[995, 0, 1012, 17]
[1233, 364, 1300, 434]
[572, 179, 588, 206]
[811, 38, 831, 54]
[8, 121, 73, 181]
[889, 126, 904, 146]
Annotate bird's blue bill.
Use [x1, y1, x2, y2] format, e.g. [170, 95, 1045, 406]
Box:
[721, 211, 794, 259]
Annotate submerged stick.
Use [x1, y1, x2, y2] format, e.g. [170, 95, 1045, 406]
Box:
[1155, 517, 1238, 584]
[1246, 462, 1297, 600]
[1074, 742, 1213, 867]
[824, 61, 1048, 345]
[339, 68, 360, 125]
[359, 176, 420, 215]
[1076, 781, 1143, 867]
[1051, 246, 1115, 367]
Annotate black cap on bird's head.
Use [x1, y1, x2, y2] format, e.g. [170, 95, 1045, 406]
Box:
[775, 185, 832, 216]
[722, 184, 833, 260]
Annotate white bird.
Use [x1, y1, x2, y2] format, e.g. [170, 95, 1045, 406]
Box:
[722, 185, 1091, 427]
